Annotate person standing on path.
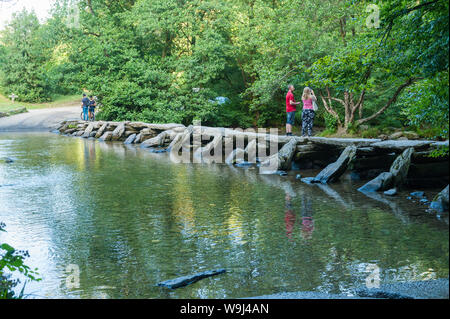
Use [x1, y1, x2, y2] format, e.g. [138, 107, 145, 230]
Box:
[285, 84, 301, 136]
[81, 93, 90, 121]
[88, 95, 96, 121]
[301, 87, 317, 137]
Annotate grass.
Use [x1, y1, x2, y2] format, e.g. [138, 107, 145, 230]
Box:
[0, 93, 80, 113]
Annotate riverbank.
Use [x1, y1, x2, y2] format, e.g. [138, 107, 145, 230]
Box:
[0, 106, 80, 131]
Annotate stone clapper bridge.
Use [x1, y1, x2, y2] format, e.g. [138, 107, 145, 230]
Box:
[56, 120, 449, 211]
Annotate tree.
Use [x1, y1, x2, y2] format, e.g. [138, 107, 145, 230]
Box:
[307, 42, 419, 132]
[0, 10, 52, 102]
[305, 0, 448, 134]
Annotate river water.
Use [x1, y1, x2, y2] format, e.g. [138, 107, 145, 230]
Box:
[0, 132, 448, 299]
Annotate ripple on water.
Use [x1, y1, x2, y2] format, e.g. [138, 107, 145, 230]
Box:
[0, 132, 448, 298]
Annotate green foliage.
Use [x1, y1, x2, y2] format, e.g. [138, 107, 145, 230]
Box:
[0, 0, 447, 133]
[428, 146, 449, 159]
[323, 111, 338, 131]
[0, 11, 52, 102]
[399, 71, 449, 139]
[360, 127, 381, 139]
[0, 222, 41, 299]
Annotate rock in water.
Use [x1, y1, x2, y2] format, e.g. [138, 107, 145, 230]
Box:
[225, 148, 246, 165]
[1, 157, 14, 164]
[410, 191, 425, 199]
[260, 138, 297, 174]
[384, 188, 397, 196]
[157, 269, 226, 289]
[133, 133, 142, 144]
[277, 138, 298, 171]
[124, 133, 136, 144]
[430, 185, 449, 213]
[99, 131, 113, 141]
[358, 147, 414, 193]
[301, 177, 317, 184]
[82, 123, 95, 138]
[358, 172, 394, 192]
[95, 123, 107, 138]
[312, 146, 357, 183]
[389, 147, 414, 187]
[112, 123, 126, 141]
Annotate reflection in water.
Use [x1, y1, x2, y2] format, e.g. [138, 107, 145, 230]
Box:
[284, 194, 295, 240]
[300, 196, 314, 241]
[0, 133, 448, 299]
[284, 192, 315, 241]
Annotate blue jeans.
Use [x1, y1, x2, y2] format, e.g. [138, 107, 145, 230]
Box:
[286, 111, 296, 125]
[83, 107, 88, 121]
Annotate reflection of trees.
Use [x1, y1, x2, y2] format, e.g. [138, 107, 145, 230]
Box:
[6, 135, 447, 298]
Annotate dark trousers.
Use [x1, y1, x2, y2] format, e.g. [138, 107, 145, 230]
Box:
[302, 109, 315, 137]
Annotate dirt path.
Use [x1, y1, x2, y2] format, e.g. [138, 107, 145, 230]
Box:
[0, 105, 81, 131]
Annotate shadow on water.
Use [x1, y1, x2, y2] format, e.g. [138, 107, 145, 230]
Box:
[0, 133, 448, 298]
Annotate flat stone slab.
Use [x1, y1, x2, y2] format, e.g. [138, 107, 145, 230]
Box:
[307, 137, 381, 148]
[371, 140, 432, 151]
[312, 146, 357, 183]
[157, 269, 226, 289]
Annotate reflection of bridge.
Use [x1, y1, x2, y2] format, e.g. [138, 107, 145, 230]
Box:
[57, 120, 449, 216]
[84, 138, 448, 226]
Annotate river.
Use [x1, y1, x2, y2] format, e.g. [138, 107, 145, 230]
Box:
[0, 132, 448, 298]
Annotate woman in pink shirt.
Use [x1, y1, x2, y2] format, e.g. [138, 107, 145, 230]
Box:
[301, 87, 317, 137]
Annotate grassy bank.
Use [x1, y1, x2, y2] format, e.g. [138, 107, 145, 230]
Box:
[0, 94, 80, 113]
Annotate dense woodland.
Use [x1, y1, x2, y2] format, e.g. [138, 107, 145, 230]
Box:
[0, 0, 448, 138]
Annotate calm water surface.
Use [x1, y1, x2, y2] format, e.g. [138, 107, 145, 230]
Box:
[0, 132, 448, 298]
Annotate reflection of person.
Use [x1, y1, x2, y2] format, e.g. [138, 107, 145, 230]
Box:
[285, 84, 302, 137]
[301, 87, 317, 137]
[284, 193, 296, 240]
[300, 196, 314, 240]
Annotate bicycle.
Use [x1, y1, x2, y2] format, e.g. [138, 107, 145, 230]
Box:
[80, 108, 88, 121]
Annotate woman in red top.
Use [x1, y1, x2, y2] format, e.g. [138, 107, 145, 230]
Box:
[301, 87, 317, 137]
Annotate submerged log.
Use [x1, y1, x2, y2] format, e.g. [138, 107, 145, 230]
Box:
[157, 269, 226, 289]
